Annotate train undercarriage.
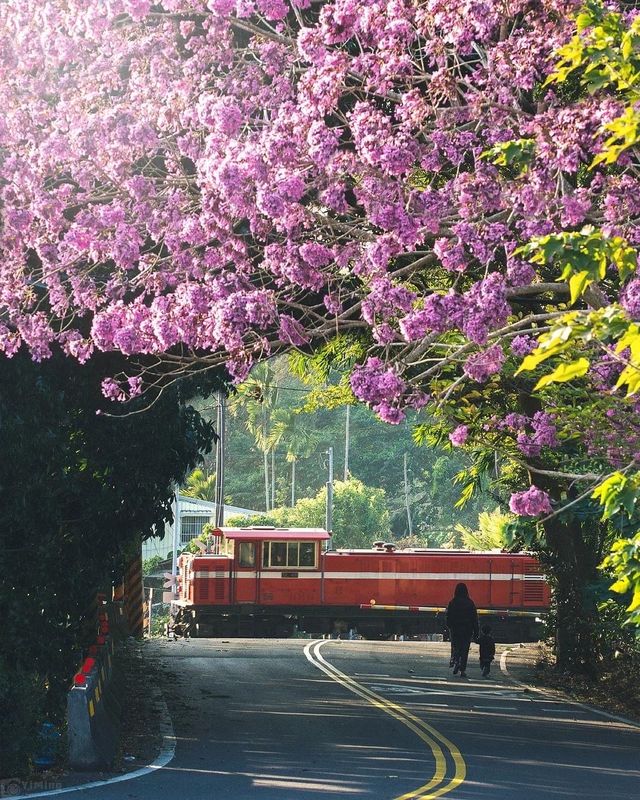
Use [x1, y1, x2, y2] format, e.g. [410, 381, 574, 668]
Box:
[172, 604, 545, 643]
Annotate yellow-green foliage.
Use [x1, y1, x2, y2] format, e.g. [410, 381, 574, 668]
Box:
[226, 478, 390, 549]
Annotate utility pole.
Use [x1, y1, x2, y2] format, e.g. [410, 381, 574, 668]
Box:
[171, 487, 180, 597]
[147, 587, 153, 636]
[271, 448, 276, 510]
[344, 405, 350, 481]
[326, 446, 334, 541]
[403, 451, 413, 536]
[214, 391, 225, 527]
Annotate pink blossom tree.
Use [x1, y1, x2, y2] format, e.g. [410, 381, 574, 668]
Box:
[2, 1, 640, 663]
[1, 1, 617, 460]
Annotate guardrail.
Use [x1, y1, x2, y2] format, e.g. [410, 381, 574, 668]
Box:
[67, 605, 124, 769]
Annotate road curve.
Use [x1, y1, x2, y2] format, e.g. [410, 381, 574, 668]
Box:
[12, 639, 640, 800]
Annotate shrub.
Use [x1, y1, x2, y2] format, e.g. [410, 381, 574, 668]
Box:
[0, 658, 46, 778]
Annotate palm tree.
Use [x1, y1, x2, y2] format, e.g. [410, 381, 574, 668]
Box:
[182, 468, 217, 501]
[269, 407, 320, 506]
[228, 362, 279, 511]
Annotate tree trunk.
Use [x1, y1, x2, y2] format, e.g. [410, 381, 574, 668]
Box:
[520, 385, 602, 674]
[344, 404, 350, 481]
[291, 459, 296, 507]
[271, 448, 275, 509]
[542, 515, 601, 673]
[263, 449, 269, 511]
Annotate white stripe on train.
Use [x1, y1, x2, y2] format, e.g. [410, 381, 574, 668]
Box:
[192, 571, 538, 580]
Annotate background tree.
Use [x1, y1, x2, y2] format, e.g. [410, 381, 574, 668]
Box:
[268, 406, 321, 506]
[219, 356, 494, 539]
[228, 362, 280, 511]
[0, 352, 222, 773]
[445, 508, 515, 551]
[182, 467, 217, 501]
[227, 477, 391, 549]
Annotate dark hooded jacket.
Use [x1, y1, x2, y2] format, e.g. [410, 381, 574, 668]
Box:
[478, 631, 496, 662]
[445, 583, 479, 640]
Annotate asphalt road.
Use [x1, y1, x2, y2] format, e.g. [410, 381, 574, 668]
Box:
[26, 639, 640, 799]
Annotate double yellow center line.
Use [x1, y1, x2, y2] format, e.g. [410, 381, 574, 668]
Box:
[303, 640, 465, 800]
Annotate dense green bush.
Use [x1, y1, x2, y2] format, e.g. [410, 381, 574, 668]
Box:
[0, 352, 225, 773]
[143, 555, 165, 576]
[150, 611, 170, 637]
[0, 658, 46, 777]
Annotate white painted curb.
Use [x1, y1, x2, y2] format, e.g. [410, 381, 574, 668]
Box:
[9, 689, 176, 799]
[500, 645, 640, 729]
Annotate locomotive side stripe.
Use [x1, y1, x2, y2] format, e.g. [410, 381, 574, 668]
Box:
[193, 571, 523, 580]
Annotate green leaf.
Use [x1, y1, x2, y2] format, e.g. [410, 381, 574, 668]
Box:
[612, 241, 638, 281]
[615, 364, 640, 397]
[533, 357, 590, 390]
[568, 270, 592, 304]
[610, 577, 631, 594]
[592, 472, 629, 519]
[515, 330, 573, 375]
[576, 11, 595, 32]
[627, 588, 640, 612]
[454, 482, 476, 509]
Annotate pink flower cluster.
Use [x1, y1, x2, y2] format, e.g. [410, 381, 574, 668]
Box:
[509, 486, 553, 516]
[463, 345, 506, 383]
[449, 425, 469, 447]
[350, 357, 409, 424]
[0, 0, 633, 473]
[504, 412, 558, 458]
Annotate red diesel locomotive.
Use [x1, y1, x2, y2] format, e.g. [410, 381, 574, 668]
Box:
[174, 527, 550, 641]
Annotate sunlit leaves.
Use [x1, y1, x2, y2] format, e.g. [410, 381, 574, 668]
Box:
[614, 323, 640, 397]
[593, 106, 640, 167]
[516, 229, 637, 305]
[592, 472, 639, 519]
[515, 317, 580, 375]
[481, 139, 535, 173]
[547, 2, 640, 163]
[516, 305, 640, 399]
[533, 357, 590, 390]
[549, 2, 640, 93]
[601, 534, 640, 624]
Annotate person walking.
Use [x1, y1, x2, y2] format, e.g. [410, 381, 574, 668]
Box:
[478, 624, 496, 677]
[445, 582, 479, 678]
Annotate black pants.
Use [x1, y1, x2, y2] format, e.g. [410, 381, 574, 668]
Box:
[480, 658, 492, 675]
[452, 633, 472, 671]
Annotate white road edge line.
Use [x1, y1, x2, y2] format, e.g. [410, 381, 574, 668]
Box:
[411, 703, 449, 707]
[9, 687, 176, 799]
[500, 647, 640, 729]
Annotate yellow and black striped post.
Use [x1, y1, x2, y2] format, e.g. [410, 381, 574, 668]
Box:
[124, 547, 144, 638]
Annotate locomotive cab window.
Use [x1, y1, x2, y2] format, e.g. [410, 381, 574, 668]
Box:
[237, 542, 256, 568]
[263, 541, 316, 569]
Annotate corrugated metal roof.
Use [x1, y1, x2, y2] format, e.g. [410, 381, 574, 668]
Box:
[177, 495, 259, 518]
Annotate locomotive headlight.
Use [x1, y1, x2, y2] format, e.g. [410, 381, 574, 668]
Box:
[370, 599, 376, 606]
